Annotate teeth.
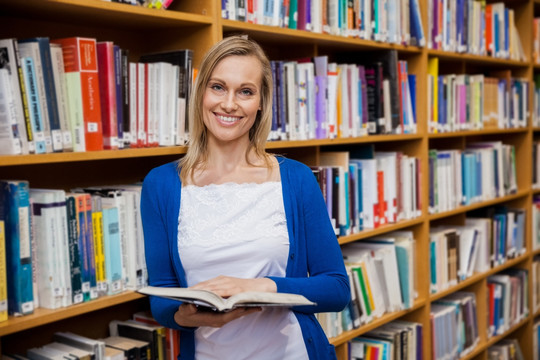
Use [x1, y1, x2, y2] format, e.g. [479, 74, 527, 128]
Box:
[218, 115, 240, 123]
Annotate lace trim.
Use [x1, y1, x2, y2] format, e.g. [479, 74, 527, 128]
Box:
[178, 182, 289, 248]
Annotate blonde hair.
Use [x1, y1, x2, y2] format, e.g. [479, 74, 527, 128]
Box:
[179, 36, 274, 183]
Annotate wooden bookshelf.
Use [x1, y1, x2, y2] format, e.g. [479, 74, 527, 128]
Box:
[0, 0, 539, 359]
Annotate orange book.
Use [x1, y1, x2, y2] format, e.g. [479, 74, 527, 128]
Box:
[51, 37, 103, 151]
[377, 170, 386, 226]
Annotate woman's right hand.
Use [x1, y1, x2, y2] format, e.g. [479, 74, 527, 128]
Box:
[174, 303, 261, 328]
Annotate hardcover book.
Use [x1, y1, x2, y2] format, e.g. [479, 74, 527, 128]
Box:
[137, 286, 316, 312]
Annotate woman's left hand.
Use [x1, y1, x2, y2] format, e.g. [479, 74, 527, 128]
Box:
[190, 276, 277, 298]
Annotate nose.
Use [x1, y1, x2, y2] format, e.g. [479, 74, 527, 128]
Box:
[221, 92, 238, 112]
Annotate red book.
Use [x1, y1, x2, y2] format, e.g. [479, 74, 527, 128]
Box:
[377, 170, 386, 226]
[51, 37, 103, 151]
[485, 5, 493, 55]
[96, 41, 118, 150]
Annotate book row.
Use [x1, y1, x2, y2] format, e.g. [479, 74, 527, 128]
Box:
[349, 319, 423, 360]
[0, 37, 193, 155]
[103, 0, 174, 9]
[428, 0, 526, 61]
[487, 268, 529, 338]
[428, 142, 518, 214]
[317, 231, 416, 337]
[431, 291, 479, 359]
[488, 338, 525, 360]
[430, 207, 527, 294]
[0, 180, 147, 318]
[222, 0, 425, 47]
[313, 148, 421, 235]
[427, 58, 529, 134]
[269, 50, 416, 142]
[4, 312, 179, 360]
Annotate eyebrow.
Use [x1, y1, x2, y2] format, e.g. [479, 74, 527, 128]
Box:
[208, 77, 259, 89]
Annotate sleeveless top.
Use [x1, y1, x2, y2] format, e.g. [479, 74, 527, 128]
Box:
[178, 182, 309, 360]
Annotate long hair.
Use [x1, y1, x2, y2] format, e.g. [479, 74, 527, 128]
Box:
[179, 35, 274, 183]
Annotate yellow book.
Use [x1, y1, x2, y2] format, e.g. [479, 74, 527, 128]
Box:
[91, 196, 106, 297]
[428, 57, 439, 133]
[0, 220, 7, 322]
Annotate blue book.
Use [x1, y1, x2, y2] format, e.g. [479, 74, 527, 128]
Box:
[103, 206, 124, 295]
[0, 180, 34, 315]
[19, 37, 63, 152]
[277, 61, 287, 139]
[430, 240, 437, 293]
[21, 57, 47, 154]
[409, 0, 425, 46]
[408, 75, 417, 124]
[504, 8, 509, 56]
[494, 13, 500, 56]
[270, 61, 279, 139]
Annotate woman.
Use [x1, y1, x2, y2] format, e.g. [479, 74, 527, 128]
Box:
[141, 35, 350, 360]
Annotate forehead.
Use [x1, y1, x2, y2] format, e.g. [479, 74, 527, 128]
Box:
[211, 55, 262, 84]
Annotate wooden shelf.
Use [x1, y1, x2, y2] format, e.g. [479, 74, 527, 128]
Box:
[0, 291, 145, 337]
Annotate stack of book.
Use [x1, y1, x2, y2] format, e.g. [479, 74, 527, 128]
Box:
[0, 37, 193, 155]
[221, 0, 425, 47]
[349, 320, 423, 360]
[0, 179, 147, 317]
[318, 231, 416, 336]
[488, 338, 525, 360]
[428, 0, 526, 61]
[312, 147, 421, 236]
[269, 51, 416, 142]
[429, 142, 517, 214]
[431, 291, 479, 359]
[428, 58, 529, 134]
[487, 269, 529, 338]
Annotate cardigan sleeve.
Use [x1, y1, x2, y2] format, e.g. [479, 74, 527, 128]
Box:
[141, 164, 194, 332]
[268, 160, 350, 313]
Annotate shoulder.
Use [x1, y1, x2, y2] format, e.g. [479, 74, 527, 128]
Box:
[143, 161, 182, 188]
[277, 156, 314, 179]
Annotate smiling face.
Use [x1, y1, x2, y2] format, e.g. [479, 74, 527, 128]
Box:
[202, 55, 263, 147]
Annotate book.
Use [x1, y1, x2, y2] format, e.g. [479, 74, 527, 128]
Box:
[18, 37, 63, 152]
[0, 68, 22, 155]
[137, 286, 316, 312]
[102, 336, 149, 360]
[132, 311, 177, 360]
[0, 38, 30, 154]
[0, 220, 7, 322]
[0, 180, 34, 316]
[49, 42, 73, 152]
[96, 41, 119, 150]
[54, 332, 105, 360]
[43, 342, 93, 360]
[51, 37, 103, 151]
[109, 319, 166, 360]
[20, 56, 47, 154]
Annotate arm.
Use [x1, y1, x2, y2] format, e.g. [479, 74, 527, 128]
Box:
[268, 161, 350, 313]
[141, 166, 189, 331]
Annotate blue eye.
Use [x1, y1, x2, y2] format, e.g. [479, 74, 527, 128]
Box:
[210, 83, 224, 91]
[240, 89, 254, 96]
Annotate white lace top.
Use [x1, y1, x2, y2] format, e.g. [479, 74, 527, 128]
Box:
[178, 182, 309, 360]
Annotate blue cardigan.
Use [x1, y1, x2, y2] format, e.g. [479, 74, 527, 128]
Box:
[140, 157, 350, 360]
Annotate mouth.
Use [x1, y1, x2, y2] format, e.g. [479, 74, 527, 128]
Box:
[215, 113, 242, 124]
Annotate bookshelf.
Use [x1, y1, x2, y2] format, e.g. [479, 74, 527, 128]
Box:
[0, 0, 538, 359]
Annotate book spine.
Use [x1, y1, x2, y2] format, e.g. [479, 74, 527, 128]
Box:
[83, 194, 97, 300]
[91, 198, 106, 297]
[0, 180, 34, 316]
[21, 57, 47, 154]
[103, 207, 123, 295]
[0, 221, 7, 321]
[50, 44, 74, 152]
[97, 42, 119, 150]
[37, 38, 63, 152]
[0, 39, 30, 154]
[66, 196, 83, 304]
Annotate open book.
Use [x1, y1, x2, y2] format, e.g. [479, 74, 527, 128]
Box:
[137, 286, 316, 312]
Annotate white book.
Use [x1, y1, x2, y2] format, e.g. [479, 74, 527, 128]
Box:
[327, 63, 338, 139]
[156, 62, 174, 146]
[128, 62, 138, 147]
[54, 332, 106, 360]
[18, 41, 54, 153]
[465, 218, 491, 273]
[50, 43, 73, 152]
[283, 61, 298, 140]
[137, 63, 146, 146]
[0, 39, 29, 154]
[337, 64, 350, 138]
[0, 68, 22, 155]
[30, 189, 65, 310]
